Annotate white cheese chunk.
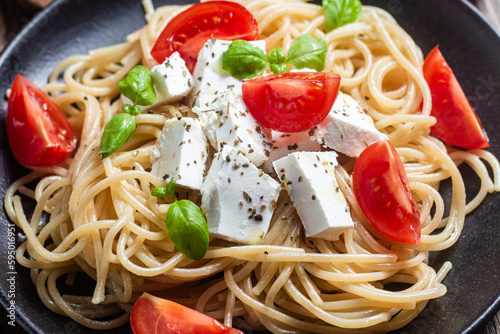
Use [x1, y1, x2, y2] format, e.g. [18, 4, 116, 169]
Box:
[192, 89, 272, 166]
[122, 52, 193, 111]
[201, 146, 280, 244]
[273, 152, 353, 241]
[151, 117, 208, 190]
[262, 131, 322, 175]
[189, 38, 266, 108]
[151, 52, 193, 103]
[316, 92, 388, 157]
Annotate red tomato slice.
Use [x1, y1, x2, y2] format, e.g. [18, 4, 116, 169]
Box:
[352, 140, 421, 244]
[150, 1, 259, 72]
[423, 46, 488, 149]
[130, 293, 243, 334]
[7, 74, 77, 167]
[242, 72, 341, 133]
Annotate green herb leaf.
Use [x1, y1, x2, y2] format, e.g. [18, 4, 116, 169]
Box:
[166, 200, 209, 261]
[98, 113, 136, 159]
[286, 34, 327, 72]
[267, 47, 287, 74]
[322, 0, 363, 32]
[222, 40, 269, 79]
[151, 186, 167, 198]
[122, 104, 132, 113]
[165, 179, 176, 198]
[268, 47, 286, 65]
[270, 63, 288, 74]
[152, 180, 176, 198]
[118, 65, 157, 106]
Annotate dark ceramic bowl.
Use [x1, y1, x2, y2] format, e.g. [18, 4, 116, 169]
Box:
[0, 0, 499, 333]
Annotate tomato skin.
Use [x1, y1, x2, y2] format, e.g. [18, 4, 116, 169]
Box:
[7, 74, 77, 167]
[150, 1, 259, 72]
[423, 46, 488, 149]
[242, 72, 341, 133]
[352, 141, 421, 244]
[130, 293, 243, 334]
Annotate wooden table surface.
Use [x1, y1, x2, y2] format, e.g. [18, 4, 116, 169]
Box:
[0, 0, 499, 333]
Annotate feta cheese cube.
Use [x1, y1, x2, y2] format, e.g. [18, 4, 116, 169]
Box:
[122, 52, 193, 110]
[201, 146, 280, 244]
[316, 92, 388, 157]
[151, 52, 193, 103]
[151, 117, 208, 190]
[192, 89, 272, 166]
[261, 131, 322, 175]
[189, 38, 266, 108]
[273, 152, 353, 241]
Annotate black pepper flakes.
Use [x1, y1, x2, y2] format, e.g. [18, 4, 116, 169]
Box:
[254, 214, 263, 221]
[243, 191, 252, 203]
[312, 194, 316, 200]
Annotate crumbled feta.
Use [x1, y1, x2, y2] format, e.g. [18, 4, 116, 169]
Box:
[273, 152, 353, 241]
[151, 52, 193, 103]
[201, 146, 280, 244]
[189, 38, 266, 108]
[192, 89, 272, 166]
[315, 92, 388, 157]
[151, 117, 208, 190]
[261, 131, 322, 175]
[122, 52, 193, 110]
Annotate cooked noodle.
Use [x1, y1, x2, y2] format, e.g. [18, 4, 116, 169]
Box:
[5, 0, 500, 332]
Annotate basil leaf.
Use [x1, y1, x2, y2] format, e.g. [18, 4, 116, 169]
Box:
[166, 200, 209, 261]
[118, 65, 157, 106]
[270, 63, 288, 74]
[322, 0, 363, 32]
[165, 179, 176, 198]
[268, 47, 286, 65]
[98, 113, 136, 159]
[152, 180, 176, 199]
[268, 47, 287, 74]
[286, 34, 327, 72]
[222, 40, 269, 79]
[151, 186, 167, 198]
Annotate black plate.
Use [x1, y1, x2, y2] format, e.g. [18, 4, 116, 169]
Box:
[1, 0, 499, 333]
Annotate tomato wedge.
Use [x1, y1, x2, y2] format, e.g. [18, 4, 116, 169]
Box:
[423, 46, 488, 149]
[352, 140, 421, 244]
[242, 72, 341, 133]
[7, 74, 77, 167]
[130, 293, 243, 334]
[150, 1, 259, 73]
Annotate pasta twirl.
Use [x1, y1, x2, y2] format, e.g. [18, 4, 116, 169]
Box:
[4, 0, 500, 332]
